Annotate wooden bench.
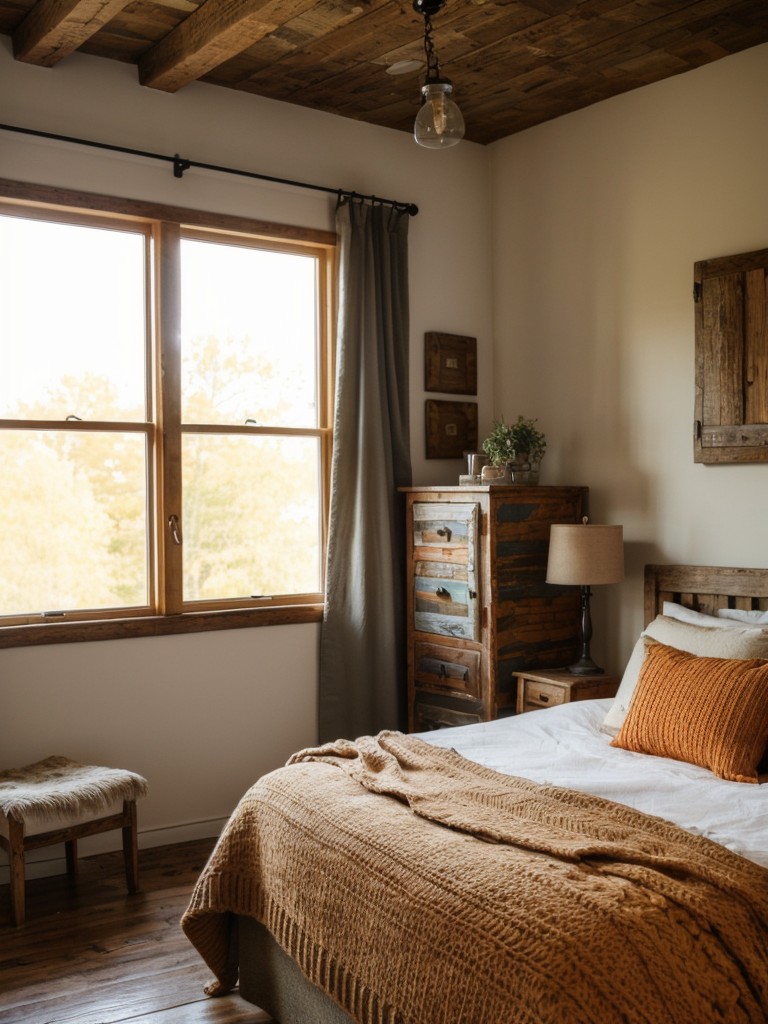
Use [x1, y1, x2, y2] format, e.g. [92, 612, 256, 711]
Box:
[0, 756, 148, 926]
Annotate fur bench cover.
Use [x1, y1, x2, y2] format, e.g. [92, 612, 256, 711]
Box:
[182, 731, 768, 1024]
[0, 756, 148, 824]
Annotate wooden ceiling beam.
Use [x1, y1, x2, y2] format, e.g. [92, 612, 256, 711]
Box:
[137, 0, 319, 92]
[13, 0, 133, 66]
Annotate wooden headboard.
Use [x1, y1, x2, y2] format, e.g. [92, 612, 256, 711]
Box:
[644, 564, 768, 627]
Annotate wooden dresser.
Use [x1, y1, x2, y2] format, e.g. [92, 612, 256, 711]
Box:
[403, 485, 588, 731]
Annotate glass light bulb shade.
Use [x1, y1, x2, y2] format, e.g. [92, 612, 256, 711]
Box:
[414, 82, 465, 149]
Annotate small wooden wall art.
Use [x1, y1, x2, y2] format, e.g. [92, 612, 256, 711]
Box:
[425, 332, 477, 395]
[426, 400, 478, 459]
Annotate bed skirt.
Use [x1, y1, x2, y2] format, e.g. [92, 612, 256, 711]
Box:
[239, 915, 354, 1024]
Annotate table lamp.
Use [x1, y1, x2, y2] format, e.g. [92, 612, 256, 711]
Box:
[546, 517, 624, 675]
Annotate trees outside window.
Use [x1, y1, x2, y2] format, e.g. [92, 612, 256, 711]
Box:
[0, 186, 334, 644]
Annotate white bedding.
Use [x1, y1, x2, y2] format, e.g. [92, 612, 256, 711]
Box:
[418, 698, 768, 869]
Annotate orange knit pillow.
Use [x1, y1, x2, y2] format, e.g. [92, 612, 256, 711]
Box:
[611, 641, 768, 783]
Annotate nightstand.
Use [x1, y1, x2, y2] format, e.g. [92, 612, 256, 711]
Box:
[514, 668, 620, 715]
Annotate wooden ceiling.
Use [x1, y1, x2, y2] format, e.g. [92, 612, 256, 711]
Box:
[2, 0, 767, 145]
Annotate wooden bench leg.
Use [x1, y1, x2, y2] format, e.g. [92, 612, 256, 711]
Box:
[8, 816, 26, 927]
[122, 800, 139, 894]
[65, 838, 78, 879]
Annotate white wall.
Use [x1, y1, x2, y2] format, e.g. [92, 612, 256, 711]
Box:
[0, 40, 493, 873]
[490, 44, 768, 676]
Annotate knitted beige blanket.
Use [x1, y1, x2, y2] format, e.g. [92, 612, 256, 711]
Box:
[182, 731, 768, 1024]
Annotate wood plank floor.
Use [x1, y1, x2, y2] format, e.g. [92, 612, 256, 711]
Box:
[0, 839, 271, 1024]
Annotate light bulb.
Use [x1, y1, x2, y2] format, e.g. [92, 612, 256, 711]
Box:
[414, 81, 465, 149]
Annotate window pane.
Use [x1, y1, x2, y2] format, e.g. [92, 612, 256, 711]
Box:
[0, 431, 148, 616]
[180, 238, 318, 428]
[182, 434, 322, 601]
[0, 215, 147, 421]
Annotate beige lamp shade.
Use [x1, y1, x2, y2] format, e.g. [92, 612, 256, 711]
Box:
[546, 521, 624, 586]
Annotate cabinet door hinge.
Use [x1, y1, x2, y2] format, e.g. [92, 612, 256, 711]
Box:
[693, 282, 702, 303]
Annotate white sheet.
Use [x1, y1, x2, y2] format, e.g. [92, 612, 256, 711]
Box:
[418, 699, 768, 869]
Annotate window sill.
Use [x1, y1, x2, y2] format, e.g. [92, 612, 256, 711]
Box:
[0, 605, 324, 649]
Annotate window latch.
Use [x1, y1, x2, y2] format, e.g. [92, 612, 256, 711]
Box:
[168, 514, 183, 545]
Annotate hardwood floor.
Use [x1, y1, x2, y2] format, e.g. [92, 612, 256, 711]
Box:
[0, 839, 271, 1023]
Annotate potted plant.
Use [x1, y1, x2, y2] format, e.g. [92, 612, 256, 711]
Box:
[481, 416, 546, 483]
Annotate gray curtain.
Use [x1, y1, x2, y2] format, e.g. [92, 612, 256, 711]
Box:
[318, 199, 412, 742]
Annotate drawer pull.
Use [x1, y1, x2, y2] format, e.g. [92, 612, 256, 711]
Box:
[537, 692, 549, 703]
[437, 663, 469, 683]
[435, 586, 451, 599]
[436, 526, 452, 542]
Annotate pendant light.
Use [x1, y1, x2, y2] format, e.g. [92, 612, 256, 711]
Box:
[413, 0, 465, 149]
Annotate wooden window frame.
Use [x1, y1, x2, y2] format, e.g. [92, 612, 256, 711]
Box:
[0, 179, 336, 648]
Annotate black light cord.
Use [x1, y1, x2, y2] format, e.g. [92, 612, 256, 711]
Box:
[422, 14, 442, 81]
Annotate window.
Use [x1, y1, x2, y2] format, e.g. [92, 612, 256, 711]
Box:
[0, 185, 335, 645]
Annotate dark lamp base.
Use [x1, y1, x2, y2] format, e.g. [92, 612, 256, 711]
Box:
[567, 657, 605, 676]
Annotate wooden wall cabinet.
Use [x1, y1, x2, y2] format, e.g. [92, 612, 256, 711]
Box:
[694, 247, 768, 463]
[403, 485, 588, 732]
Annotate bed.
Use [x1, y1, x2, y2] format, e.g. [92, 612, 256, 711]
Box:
[182, 564, 768, 1024]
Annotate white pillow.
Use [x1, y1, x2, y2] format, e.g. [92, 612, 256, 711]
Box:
[601, 615, 768, 736]
[662, 601, 746, 629]
[717, 607, 768, 625]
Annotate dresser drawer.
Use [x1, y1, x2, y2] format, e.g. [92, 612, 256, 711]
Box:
[414, 641, 481, 698]
[519, 678, 566, 711]
[414, 570, 478, 641]
[412, 501, 480, 641]
[412, 698, 484, 732]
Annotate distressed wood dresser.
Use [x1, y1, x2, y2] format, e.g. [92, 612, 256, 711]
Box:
[402, 485, 588, 731]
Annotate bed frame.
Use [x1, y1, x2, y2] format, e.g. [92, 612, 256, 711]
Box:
[239, 563, 768, 1024]
[644, 563, 768, 627]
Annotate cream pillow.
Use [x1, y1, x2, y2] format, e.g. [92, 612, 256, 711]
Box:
[611, 642, 768, 783]
[662, 601, 748, 629]
[601, 615, 768, 736]
[718, 607, 768, 625]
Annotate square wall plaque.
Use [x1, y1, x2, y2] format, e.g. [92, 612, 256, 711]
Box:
[425, 400, 478, 459]
[425, 332, 477, 395]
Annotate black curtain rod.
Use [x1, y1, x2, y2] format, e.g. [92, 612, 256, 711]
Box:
[0, 122, 419, 216]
